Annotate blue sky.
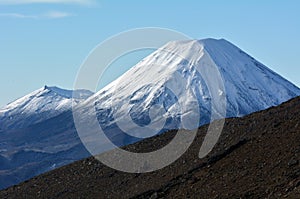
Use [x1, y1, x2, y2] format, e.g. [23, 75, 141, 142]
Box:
[0, 0, 299, 107]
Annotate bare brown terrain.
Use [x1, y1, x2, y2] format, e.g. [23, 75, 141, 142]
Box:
[1, 96, 299, 199]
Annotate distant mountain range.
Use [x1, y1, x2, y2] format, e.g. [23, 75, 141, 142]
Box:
[0, 38, 299, 190]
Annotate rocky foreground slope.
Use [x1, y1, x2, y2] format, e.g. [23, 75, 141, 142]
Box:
[1, 96, 299, 198]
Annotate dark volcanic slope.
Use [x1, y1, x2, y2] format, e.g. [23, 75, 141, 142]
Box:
[1, 97, 300, 199]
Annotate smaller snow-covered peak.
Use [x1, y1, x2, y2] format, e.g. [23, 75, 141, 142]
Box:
[0, 86, 93, 130]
